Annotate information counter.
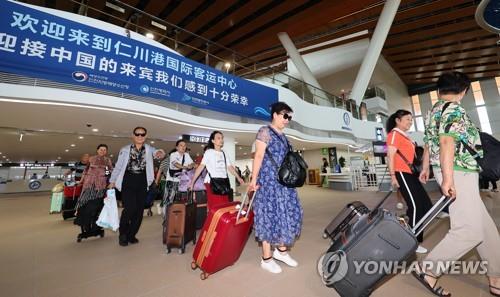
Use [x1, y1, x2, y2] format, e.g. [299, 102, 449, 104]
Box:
[320, 172, 354, 191]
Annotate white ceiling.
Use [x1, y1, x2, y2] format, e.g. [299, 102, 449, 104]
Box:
[0, 100, 350, 163]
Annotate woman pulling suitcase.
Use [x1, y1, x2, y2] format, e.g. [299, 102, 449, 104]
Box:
[248, 102, 303, 274]
[189, 131, 244, 212]
[386, 110, 433, 254]
[75, 144, 113, 242]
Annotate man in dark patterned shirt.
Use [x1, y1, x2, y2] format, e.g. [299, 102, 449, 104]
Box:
[109, 127, 165, 246]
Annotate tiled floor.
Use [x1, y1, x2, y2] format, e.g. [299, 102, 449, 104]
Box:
[0, 186, 498, 297]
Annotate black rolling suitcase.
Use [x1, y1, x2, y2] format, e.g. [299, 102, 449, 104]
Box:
[193, 190, 207, 230]
[323, 191, 393, 240]
[320, 195, 452, 297]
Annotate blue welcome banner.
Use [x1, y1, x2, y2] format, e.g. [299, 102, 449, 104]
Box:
[0, 0, 277, 119]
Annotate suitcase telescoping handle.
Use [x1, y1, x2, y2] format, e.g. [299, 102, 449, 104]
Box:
[236, 190, 255, 222]
[373, 190, 394, 210]
[412, 195, 453, 237]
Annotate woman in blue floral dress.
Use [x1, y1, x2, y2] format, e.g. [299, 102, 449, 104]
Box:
[249, 102, 303, 274]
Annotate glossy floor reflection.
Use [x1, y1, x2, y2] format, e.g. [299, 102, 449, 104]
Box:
[0, 186, 498, 297]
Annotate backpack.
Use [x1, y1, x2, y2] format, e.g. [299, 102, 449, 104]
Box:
[441, 102, 500, 180]
[266, 127, 308, 188]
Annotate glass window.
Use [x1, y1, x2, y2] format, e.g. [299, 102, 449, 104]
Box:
[477, 106, 492, 134]
[471, 81, 485, 106]
[415, 116, 425, 132]
[430, 91, 438, 105]
[412, 95, 421, 116]
[495, 77, 500, 96]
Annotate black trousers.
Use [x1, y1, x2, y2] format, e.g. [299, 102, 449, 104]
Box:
[120, 171, 147, 241]
[396, 171, 433, 243]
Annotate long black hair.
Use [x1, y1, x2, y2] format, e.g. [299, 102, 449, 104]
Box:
[207, 130, 223, 150]
[386, 109, 412, 132]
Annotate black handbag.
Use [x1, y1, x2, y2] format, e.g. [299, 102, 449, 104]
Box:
[208, 152, 231, 195]
[266, 127, 308, 188]
[396, 150, 420, 176]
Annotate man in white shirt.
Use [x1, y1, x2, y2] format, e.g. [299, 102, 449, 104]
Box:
[165, 140, 194, 204]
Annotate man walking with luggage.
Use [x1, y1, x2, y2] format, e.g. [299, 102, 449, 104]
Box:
[109, 127, 165, 246]
[415, 72, 500, 296]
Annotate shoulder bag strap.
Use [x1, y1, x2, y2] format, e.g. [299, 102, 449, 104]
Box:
[264, 126, 282, 171]
[439, 102, 480, 159]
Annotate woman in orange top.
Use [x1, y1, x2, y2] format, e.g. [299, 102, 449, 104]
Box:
[386, 109, 433, 254]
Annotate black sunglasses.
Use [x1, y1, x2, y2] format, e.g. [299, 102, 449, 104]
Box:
[134, 132, 146, 137]
[281, 113, 292, 121]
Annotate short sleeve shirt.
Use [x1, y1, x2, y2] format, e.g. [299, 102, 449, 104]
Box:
[201, 149, 233, 183]
[423, 99, 482, 172]
[386, 128, 414, 174]
[167, 151, 193, 182]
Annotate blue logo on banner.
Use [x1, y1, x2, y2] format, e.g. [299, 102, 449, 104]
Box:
[0, 0, 278, 120]
[181, 94, 191, 102]
[72, 71, 88, 82]
[254, 106, 270, 117]
[139, 84, 149, 94]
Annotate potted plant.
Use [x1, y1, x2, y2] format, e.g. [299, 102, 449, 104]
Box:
[338, 156, 346, 168]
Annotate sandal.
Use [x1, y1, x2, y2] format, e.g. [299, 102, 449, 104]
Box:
[490, 285, 500, 296]
[411, 263, 451, 297]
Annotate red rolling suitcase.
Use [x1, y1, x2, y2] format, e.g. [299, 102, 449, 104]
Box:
[62, 183, 83, 220]
[191, 191, 254, 280]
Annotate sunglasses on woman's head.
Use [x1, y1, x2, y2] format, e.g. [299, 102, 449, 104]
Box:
[281, 113, 292, 121]
[134, 132, 146, 137]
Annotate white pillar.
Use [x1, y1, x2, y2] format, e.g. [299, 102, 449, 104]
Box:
[223, 137, 236, 190]
[278, 32, 323, 90]
[350, 0, 400, 105]
[278, 32, 335, 106]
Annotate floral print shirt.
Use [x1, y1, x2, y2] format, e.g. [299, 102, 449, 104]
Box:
[127, 144, 146, 172]
[423, 99, 482, 172]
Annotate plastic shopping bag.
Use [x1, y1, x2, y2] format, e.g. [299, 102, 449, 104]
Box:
[96, 189, 119, 231]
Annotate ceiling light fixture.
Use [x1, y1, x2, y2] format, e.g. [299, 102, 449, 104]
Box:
[65, 149, 69, 152]
[151, 20, 167, 31]
[145, 32, 155, 39]
[19, 132, 24, 142]
[105, 1, 125, 13]
[150, 141, 155, 144]
[92, 128, 99, 132]
[78, 136, 84, 139]
[70, 144, 76, 147]
[224, 62, 231, 73]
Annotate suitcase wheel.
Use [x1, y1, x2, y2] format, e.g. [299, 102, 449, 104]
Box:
[191, 261, 197, 270]
[76, 237, 82, 243]
[200, 272, 209, 280]
[166, 248, 171, 254]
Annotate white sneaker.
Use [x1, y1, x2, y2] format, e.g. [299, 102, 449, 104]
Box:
[437, 212, 449, 219]
[260, 258, 282, 274]
[416, 245, 428, 254]
[273, 249, 298, 267]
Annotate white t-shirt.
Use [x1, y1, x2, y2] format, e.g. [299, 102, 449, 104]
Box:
[202, 149, 233, 183]
[167, 151, 193, 182]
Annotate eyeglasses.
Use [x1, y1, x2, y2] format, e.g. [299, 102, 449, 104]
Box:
[281, 113, 292, 121]
[134, 133, 146, 137]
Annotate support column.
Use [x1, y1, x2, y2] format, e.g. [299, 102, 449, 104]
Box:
[277, 32, 322, 90]
[350, 0, 400, 106]
[278, 32, 335, 106]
